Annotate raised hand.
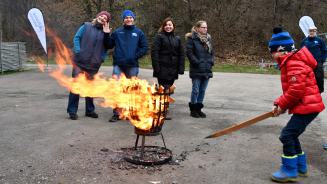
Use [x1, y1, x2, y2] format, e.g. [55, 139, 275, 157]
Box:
[103, 22, 111, 33]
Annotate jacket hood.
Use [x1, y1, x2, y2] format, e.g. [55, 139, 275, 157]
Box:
[185, 27, 198, 39]
[185, 32, 192, 40]
[278, 46, 317, 69]
[185, 31, 211, 40]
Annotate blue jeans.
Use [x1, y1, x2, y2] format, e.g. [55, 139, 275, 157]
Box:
[280, 113, 319, 156]
[112, 65, 139, 78]
[112, 65, 139, 116]
[67, 67, 95, 114]
[190, 78, 209, 104]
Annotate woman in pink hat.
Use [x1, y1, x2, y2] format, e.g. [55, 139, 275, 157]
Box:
[67, 11, 111, 120]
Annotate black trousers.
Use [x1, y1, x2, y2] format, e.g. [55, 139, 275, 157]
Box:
[67, 66, 95, 114]
[279, 113, 319, 156]
[158, 78, 175, 90]
[314, 62, 324, 93]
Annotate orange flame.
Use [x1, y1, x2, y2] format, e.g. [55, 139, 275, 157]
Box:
[35, 57, 45, 72]
[36, 29, 174, 130]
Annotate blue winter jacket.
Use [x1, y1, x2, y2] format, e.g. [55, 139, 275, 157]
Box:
[300, 36, 327, 63]
[108, 25, 148, 67]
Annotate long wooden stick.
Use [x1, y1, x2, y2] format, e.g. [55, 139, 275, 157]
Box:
[205, 111, 274, 139]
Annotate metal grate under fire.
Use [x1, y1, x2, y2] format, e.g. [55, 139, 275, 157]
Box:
[122, 85, 174, 165]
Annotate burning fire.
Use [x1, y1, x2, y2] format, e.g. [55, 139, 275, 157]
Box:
[37, 30, 174, 130]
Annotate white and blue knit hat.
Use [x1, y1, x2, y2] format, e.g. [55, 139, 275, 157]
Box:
[268, 27, 295, 53]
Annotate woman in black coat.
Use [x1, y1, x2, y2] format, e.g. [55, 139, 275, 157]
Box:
[151, 17, 185, 90]
[151, 17, 185, 120]
[185, 20, 214, 118]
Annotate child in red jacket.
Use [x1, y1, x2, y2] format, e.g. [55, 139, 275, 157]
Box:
[269, 27, 325, 182]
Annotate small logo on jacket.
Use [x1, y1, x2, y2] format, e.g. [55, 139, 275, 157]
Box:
[290, 76, 297, 82]
[132, 33, 138, 37]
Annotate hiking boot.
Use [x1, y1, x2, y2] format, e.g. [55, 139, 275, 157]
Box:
[109, 115, 120, 122]
[85, 112, 98, 118]
[69, 113, 78, 120]
[196, 103, 207, 118]
[189, 103, 200, 118]
[165, 116, 172, 120]
[191, 111, 200, 118]
[164, 110, 172, 120]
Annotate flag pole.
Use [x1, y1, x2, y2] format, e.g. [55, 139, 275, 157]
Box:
[45, 50, 49, 71]
[45, 27, 48, 72]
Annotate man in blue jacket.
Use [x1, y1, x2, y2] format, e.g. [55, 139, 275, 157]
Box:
[300, 26, 327, 151]
[67, 11, 111, 120]
[108, 10, 148, 122]
[301, 26, 327, 93]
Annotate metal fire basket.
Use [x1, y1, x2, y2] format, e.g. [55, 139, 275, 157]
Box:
[122, 86, 173, 165]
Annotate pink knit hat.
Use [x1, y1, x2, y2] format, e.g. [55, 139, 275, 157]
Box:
[96, 11, 111, 22]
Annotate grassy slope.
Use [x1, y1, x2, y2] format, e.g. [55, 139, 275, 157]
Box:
[103, 56, 280, 75]
[22, 55, 280, 75]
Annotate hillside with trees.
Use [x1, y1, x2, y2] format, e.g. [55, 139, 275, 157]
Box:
[1, 0, 327, 64]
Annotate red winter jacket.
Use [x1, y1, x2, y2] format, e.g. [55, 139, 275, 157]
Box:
[274, 47, 325, 114]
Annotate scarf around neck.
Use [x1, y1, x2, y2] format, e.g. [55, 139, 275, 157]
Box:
[193, 28, 212, 54]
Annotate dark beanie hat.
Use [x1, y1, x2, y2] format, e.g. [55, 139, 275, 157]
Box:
[268, 27, 295, 53]
[121, 10, 136, 20]
[273, 27, 283, 34]
[96, 11, 111, 22]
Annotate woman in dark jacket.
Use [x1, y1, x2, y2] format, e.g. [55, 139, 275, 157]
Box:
[185, 20, 214, 118]
[151, 17, 185, 120]
[151, 17, 185, 89]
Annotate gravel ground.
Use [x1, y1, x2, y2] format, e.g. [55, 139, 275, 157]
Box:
[0, 66, 326, 184]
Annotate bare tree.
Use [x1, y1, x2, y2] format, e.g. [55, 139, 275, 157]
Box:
[4, 0, 327, 63]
